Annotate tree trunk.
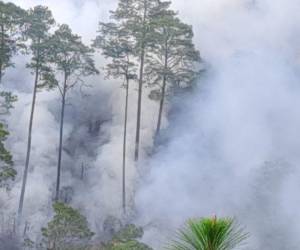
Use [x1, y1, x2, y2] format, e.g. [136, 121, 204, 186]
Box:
[134, 47, 145, 162]
[17, 57, 40, 221]
[55, 74, 67, 201]
[0, 23, 4, 84]
[0, 64, 2, 84]
[156, 42, 169, 136]
[122, 77, 129, 213]
[134, 3, 147, 162]
[156, 75, 167, 136]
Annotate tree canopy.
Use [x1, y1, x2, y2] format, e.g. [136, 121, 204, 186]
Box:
[0, 0, 26, 82]
[42, 202, 94, 250]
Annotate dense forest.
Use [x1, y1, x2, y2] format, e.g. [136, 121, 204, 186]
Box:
[1, 0, 300, 249]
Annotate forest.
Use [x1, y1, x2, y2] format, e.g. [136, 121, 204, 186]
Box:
[1, 0, 300, 249]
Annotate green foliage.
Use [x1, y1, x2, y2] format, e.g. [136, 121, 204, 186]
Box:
[94, 21, 137, 82]
[102, 224, 152, 250]
[169, 217, 248, 250]
[146, 3, 201, 93]
[110, 0, 166, 80]
[109, 0, 164, 82]
[113, 0, 159, 51]
[0, 123, 15, 186]
[0, 90, 17, 114]
[42, 202, 94, 250]
[49, 24, 99, 81]
[112, 224, 144, 241]
[0, 1, 27, 81]
[0, 63, 17, 186]
[23, 237, 35, 249]
[103, 240, 152, 250]
[0, 123, 12, 163]
[25, 5, 57, 89]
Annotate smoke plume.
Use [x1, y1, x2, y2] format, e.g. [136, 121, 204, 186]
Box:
[136, 0, 300, 249]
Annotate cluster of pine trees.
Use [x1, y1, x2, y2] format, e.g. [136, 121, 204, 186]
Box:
[0, 2, 99, 222]
[0, 0, 201, 248]
[94, 0, 201, 212]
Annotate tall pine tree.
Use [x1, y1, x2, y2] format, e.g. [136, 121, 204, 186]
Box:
[94, 17, 137, 213]
[112, 0, 160, 161]
[49, 24, 98, 201]
[18, 5, 56, 221]
[146, 2, 201, 135]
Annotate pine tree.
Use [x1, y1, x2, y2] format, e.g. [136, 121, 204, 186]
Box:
[146, 2, 201, 135]
[112, 0, 160, 161]
[102, 224, 152, 250]
[41, 202, 94, 250]
[49, 24, 99, 201]
[0, 1, 26, 83]
[94, 12, 137, 213]
[18, 5, 56, 221]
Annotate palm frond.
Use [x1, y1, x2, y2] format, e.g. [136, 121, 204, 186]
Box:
[168, 216, 249, 250]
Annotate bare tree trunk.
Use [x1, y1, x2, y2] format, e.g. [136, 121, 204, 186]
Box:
[55, 74, 67, 201]
[81, 163, 84, 180]
[0, 23, 4, 84]
[134, 47, 145, 162]
[122, 77, 129, 213]
[134, 3, 147, 162]
[17, 58, 39, 221]
[156, 43, 168, 136]
[0, 65, 2, 84]
[156, 75, 167, 136]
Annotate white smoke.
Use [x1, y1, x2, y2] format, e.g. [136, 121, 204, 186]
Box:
[136, 0, 300, 249]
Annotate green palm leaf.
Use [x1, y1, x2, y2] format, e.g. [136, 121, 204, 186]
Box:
[168, 217, 249, 250]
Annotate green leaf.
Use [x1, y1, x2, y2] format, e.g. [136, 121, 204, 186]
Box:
[168, 217, 249, 250]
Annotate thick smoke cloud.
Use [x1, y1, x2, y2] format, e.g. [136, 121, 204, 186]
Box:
[136, 0, 300, 249]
